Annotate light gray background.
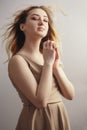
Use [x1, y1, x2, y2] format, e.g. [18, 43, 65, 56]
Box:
[0, 0, 87, 130]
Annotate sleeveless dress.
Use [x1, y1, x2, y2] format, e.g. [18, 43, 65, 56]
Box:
[11, 54, 71, 130]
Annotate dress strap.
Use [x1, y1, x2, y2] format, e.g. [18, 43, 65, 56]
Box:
[16, 53, 31, 67]
[15, 53, 43, 71]
[16, 53, 43, 67]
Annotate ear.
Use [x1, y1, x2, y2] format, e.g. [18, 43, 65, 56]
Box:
[20, 23, 25, 31]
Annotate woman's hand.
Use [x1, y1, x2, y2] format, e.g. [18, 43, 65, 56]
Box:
[43, 40, 56, 66]
[51, 42, 61, 71]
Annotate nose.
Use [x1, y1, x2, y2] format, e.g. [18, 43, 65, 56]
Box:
[38, 18, 44, 25]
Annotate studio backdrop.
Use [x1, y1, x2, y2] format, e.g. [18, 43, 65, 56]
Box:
[0, 0, 87, 130]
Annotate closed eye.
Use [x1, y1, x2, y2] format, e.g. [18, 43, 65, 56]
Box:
[31, 15, 48, 23]
[43, 19, 49, 23]
[31, 17, 48, 22]
[31, 17, 39, 20]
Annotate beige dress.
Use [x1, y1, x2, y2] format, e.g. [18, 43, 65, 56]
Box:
[12, 54, 71, 130]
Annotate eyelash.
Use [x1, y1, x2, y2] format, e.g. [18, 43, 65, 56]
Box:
[31, 17, 48, 23]
[31, 17, 38, 20]
[44, 20, 48, 23]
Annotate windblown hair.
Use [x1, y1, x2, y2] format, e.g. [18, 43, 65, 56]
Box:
[4, 5, 61, 59]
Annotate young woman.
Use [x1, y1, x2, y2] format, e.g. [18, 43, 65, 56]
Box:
[5, 5, 75, 130]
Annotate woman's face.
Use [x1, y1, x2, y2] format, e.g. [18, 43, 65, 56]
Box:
[21, 8, 49, 39]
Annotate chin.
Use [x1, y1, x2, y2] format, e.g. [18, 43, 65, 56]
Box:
[37, 32, 47, 38]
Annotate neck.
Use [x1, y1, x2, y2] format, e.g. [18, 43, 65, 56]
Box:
[22, 35, 42, 55]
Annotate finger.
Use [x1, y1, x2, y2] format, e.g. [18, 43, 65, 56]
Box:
[43, 40, 50, 49]
[51, 41, 55, 49]
[51, 42, 57, 49]
[55, 47, 59, 59]
[43, 42, 47, 49]
[46, 41, 50, 49]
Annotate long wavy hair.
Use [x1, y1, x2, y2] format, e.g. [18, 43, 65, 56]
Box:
[4, 5, 61, 60]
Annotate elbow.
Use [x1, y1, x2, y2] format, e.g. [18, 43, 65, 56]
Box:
[35, 98, 48, 108]
[30, 98, 48, 109]
[68, 94, 74, 100]
[38, 99, 48, 108]
[70, 88, 75, 100]
[36, 93, 48, 108]
[66, 85, 75, 100]
[64, 94, 74, 100]
[66, 91, 75, 100]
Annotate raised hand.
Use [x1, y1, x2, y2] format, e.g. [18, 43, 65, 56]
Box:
[43, 40, 56, 66]
[53, 43, 60, 69]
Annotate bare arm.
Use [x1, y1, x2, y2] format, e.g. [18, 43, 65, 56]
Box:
[8, 40, 55, 108]
[53, 45, 75, 100]
[36, 40, 55, 105]
[53, 65, 75, 100]
[36, 64, 53, 106]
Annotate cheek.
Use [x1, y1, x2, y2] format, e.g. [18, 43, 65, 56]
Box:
[24, 22, 35, 32]
[45, 24, 49, 33]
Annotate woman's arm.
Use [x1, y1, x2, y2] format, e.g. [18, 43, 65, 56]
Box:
[53, 45, 75, 100]
[53, 65, 75, 100]
[8, 40, 55, 108]
[36, 64, 53, 107]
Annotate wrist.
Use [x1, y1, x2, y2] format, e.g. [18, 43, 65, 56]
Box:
[53, 59, 63, 70]
[53, 64, 62, 76]
[44, 62, 53, 67]
[43, 63, 53, 75]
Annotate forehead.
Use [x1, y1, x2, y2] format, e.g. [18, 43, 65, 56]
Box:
[29, 8, 48, 17]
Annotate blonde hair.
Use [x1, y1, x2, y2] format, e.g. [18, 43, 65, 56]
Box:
[4, 5, 61, 60]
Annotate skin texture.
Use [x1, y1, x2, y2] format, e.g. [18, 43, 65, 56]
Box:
[8, 8, 75, 108]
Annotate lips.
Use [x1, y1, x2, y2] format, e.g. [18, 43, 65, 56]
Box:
[37, 27, 45, 31]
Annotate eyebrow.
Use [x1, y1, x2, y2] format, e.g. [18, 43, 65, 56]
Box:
[31, 14, 48, 18]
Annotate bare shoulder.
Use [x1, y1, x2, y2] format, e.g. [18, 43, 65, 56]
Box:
[9, 54, 27, 70]
[8, 54, 37, 89]
[9, 54, 26, 66]
[8, 54, 30, 79]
